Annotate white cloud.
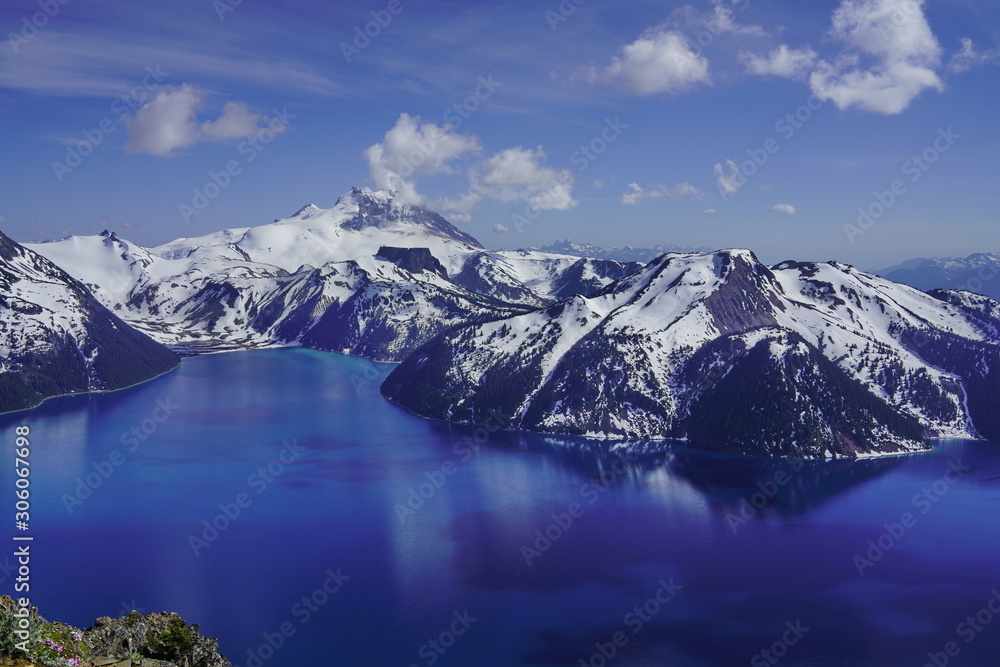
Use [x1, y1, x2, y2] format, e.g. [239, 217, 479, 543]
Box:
[596, 29, 711, 95]
[672, 1, 767, 38]
[433, 191, 484, 223]
[948, 38, 999, 73]
[700, 208, 717, 215]
[620, 182, 703, 206]
[472, 146, 576, 211]
[493, 224, 509, 233]
[810, 0, 944, 114]
[770, 203, 796, 215]
[622, 183, 655, 206]
[742, 45, 818, 79]
[202, 101, 270, 140]
[364, 117, 577, 220]
[592, 176, 616, 190]
[702, 0, 768, 37]
[672, 182, 703, 198]
[364, 113, 481, 207]
[125, 85, 202, 156]
[713, 159, 745, 197]
[126, 86, 281, 156]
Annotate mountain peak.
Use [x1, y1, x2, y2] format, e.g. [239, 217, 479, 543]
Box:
[330, 186, 483, 248]
[335, 186, 396, 209]
[99, 229, 123, 244]
[290, 204, 321, 218]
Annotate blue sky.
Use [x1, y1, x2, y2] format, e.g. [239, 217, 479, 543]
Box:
[0, 0, 997, 269]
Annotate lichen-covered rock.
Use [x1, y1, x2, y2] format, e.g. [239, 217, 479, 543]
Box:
[82, 611, 229, 667]
[0, 598, 229, 667]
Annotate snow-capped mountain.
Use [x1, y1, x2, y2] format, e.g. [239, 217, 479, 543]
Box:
[26, 188, 640, 361]
[528, 240, 712, 263]
[0, 231, 179, 413]
[382, 249, 1000, 459]
[879, 252, 1000, 301]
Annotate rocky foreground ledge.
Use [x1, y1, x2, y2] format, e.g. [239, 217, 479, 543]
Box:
[0, 597, 230, 667]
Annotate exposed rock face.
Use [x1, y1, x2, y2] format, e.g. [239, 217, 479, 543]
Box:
[84, 612, 229, 667]
[375, 246, 448, 279]
[0, 597, 230, 667]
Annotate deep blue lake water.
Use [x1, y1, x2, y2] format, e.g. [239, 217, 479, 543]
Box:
[3, 349, 1000, 666]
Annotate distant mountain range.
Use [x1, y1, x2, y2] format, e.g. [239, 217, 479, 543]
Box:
[6, 189, 999, 459]
[0, 231, 178, 412]
[526, 240, 713, 263]
[25, 188, 640, 361]
[879, 253, 1000, 301]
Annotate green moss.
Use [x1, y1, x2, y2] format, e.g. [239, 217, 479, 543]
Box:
[146, 618, 193, 660]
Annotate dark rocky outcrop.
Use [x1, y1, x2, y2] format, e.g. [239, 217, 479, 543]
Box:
[375, 246, 448, 279]
[0, 597, 229, 667]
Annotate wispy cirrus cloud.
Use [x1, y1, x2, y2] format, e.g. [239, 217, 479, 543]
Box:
[621, 182, 703, 206]
[0, 31, 342, 98]
[713, 159, 745, 197]
[948, 38, 999, 73]
[741, 45, 818, 79]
